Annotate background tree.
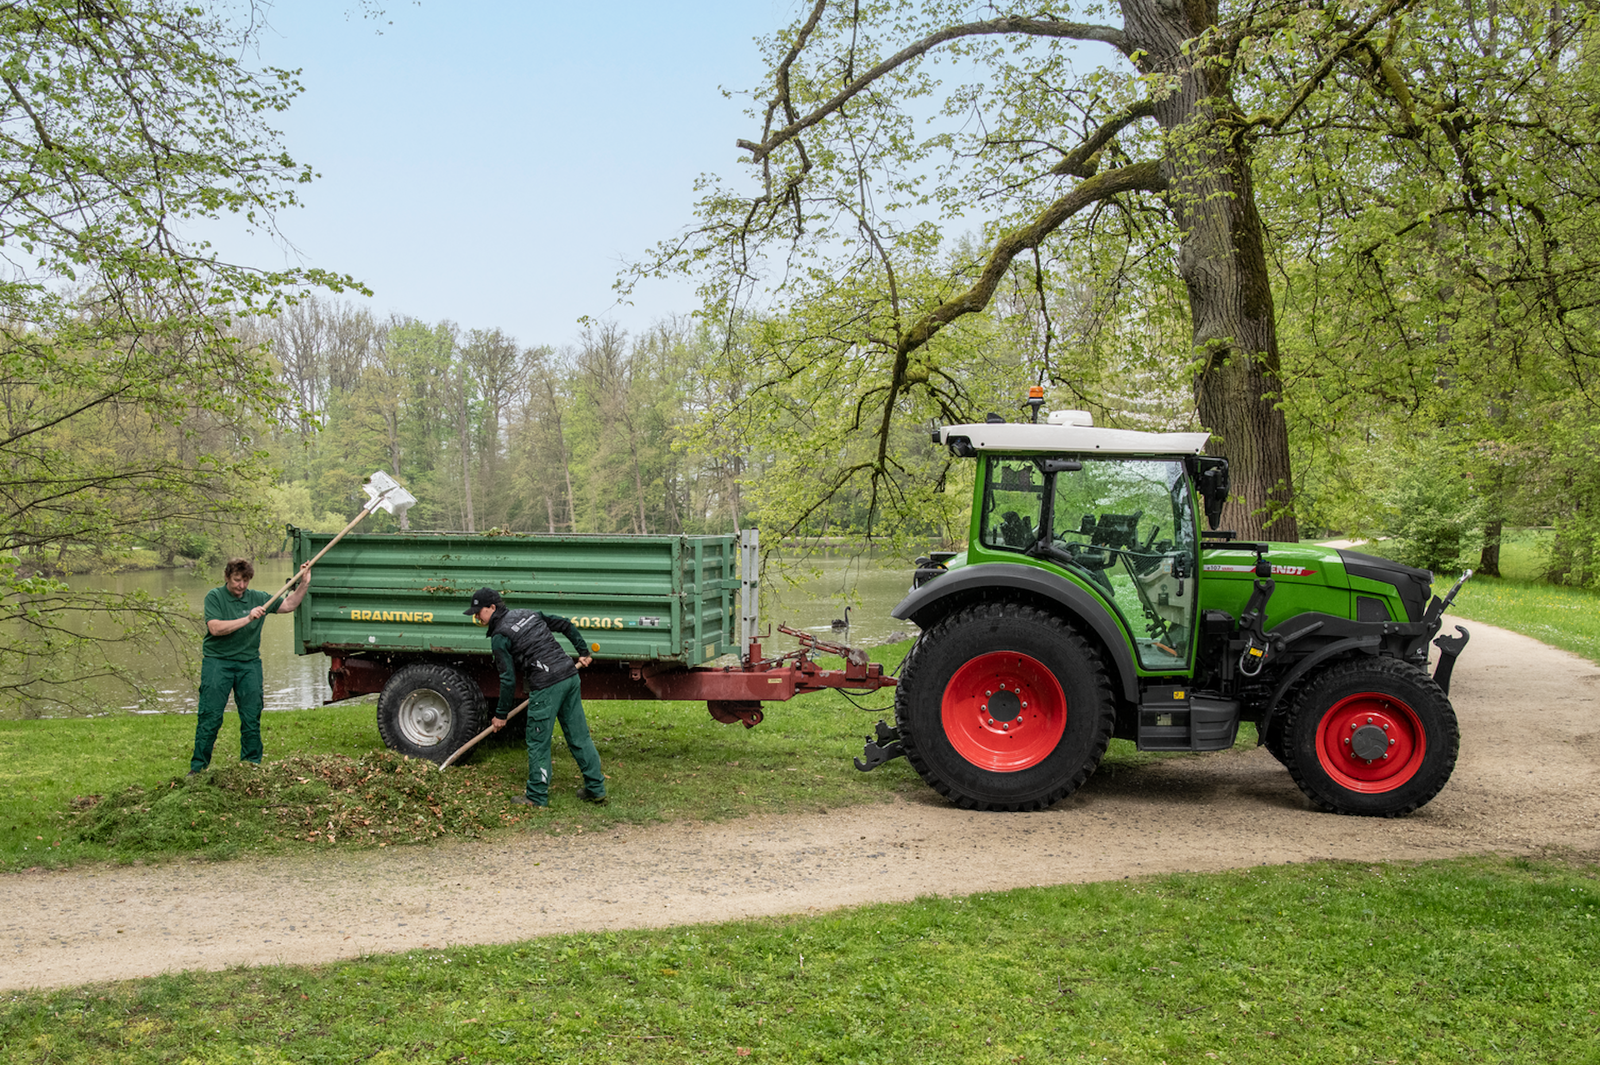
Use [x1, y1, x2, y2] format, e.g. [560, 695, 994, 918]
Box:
[0, 0, 356, 712]
[1260, 0, 1600, 577]
[640, 0, 1600, 547]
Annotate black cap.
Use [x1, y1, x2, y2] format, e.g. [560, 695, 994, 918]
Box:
[463, 587, 505, 614]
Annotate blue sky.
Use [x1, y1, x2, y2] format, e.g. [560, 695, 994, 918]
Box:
[218, 0, 792, 347]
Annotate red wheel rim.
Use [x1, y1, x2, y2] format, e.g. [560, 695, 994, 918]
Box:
[1314, 691, 1426, 793]
[941, 651, 1067, 772]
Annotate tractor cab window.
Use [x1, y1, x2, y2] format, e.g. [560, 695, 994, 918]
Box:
[980, 457, 1046, 553]
[1045, 458, 1197, 670]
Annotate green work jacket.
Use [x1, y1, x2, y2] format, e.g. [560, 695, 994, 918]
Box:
[202, 586, 274, 661]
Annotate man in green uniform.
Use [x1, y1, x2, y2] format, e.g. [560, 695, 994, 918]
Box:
[190, 557, 312, 774]
[466, 587, 607, 807]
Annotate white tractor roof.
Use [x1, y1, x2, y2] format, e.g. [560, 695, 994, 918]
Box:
[940, 414, 1211, 456]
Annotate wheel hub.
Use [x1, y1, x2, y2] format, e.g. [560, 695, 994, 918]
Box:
[1315, 693, 1424, 792]
[986, 689, 1022, 723]
[1350, 723, 1389, 760]
[397, 689, 451, 748]
[941, 652, 1067, 772]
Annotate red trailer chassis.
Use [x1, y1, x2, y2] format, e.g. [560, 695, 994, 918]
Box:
[325, 627, 896, 728]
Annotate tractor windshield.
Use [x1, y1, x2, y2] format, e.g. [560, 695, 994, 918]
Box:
[979, 455, 1197, 670]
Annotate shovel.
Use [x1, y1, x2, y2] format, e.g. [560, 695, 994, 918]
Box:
[439, 698, 529, 770]
[262, 470, 418, 611]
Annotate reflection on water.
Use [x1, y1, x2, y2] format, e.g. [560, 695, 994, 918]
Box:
[759, 556, 919, 653]
[35, 553, 925, 718]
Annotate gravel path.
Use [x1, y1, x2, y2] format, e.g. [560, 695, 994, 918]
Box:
[4, 618, 1597, 992]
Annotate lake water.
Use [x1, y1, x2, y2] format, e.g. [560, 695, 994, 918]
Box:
[28, 553, 923, 718]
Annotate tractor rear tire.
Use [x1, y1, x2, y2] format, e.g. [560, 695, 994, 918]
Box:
[377, 663, 488, 764]
[896, 601, 1114, 811]
[1281, 656, 1458, 816]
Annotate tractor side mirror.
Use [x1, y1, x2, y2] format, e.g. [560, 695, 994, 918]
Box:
[1195, 456, 1230, 530]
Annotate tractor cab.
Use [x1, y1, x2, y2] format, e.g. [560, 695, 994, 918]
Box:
[978, 449, 1200, 671]
[940, 411, 1215, 673]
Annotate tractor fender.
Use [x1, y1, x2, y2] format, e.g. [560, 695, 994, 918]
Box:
[891, 562, 1139, 702]
[1259, 634, 1381, 739]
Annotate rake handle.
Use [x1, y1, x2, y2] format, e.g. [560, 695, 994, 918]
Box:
[440, 699, 529, 770]
[261, 501, 381, 612]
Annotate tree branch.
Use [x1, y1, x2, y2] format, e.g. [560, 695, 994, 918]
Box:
[739, 14, 1129, 163]
[872, 159, 1167, 469]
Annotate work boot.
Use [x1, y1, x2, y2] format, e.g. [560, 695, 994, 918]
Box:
[511, 795, 547, 808]
[578, 788, 608, 806]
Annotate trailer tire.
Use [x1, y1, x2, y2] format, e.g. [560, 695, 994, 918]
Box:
[377, 663, 488, 764]
[896, 601, 1114, 811]
[1281, 657, 1458, 817]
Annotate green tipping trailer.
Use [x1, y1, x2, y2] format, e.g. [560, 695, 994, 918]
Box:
[288, 527, 895, 761]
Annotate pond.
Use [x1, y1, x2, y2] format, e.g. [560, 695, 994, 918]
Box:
[29, 552, 925, 718]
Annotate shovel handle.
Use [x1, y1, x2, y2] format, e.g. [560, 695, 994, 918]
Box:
[440, 699, 529, 770]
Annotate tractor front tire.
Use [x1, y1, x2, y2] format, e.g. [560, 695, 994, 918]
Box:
[896, 601, 1114, 811]
[1281, 657, 1458, 817]
[377, 663, 487, 764]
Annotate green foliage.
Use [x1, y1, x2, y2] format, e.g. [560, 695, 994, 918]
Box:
[1376, 445, 1486, 573]
[1, 857, 1595, 1063]
[0, 0, 359, 713]
[1271, 0, 1600, 555]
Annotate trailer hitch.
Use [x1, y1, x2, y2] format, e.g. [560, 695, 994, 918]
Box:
[854, 720, 904, 772]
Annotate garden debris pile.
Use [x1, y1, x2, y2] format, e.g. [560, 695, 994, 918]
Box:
[74, 751, 507, 855]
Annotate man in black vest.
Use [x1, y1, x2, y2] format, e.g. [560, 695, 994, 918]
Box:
[465, 587, 607, 807]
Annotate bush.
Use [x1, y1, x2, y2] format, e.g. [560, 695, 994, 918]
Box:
[1375, 448, 1486, 573]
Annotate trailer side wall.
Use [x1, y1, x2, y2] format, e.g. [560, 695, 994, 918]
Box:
[289, 529, 739, 666]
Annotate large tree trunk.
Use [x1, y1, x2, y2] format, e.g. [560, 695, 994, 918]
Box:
[1124, 0, 1298, 542]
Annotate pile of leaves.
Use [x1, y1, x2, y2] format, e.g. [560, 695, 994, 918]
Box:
[74, 751, 513, 857]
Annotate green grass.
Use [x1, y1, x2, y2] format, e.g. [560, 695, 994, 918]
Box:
[1435, 526, 1600, 663]
[0, 687, 921, 872]
[1442, 575, 1600, 665]
[1491, 527, 1554, 582]
[0, 638, 1220, 873]
[2, 856, 1595, 1064]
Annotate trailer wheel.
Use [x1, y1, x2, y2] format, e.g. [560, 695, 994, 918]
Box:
[896, 601, 1114, 811]
[377, 663, 487, 764]
[1281, 657, 1458, 817]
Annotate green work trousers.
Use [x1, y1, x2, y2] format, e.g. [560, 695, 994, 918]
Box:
[523, 673, 605, 805]
[191, 657, 264, 772]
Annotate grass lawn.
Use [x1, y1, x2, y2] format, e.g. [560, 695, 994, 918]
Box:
[1426, 529, 1600, 666]
[1, 855, 1595, 1064]
[1442, 576, 1600, 666]
[0, 638, 1227, 873]
[0, 658, 910, 872]
[4, 548, 1599, 1061]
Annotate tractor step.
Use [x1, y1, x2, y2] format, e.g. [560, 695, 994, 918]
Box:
[1136, 687, 1240, 751]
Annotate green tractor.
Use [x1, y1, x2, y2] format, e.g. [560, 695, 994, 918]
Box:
[864, 406, 1471, 817]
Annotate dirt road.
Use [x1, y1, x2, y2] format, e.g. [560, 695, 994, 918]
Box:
[4, 618, 1597, 992]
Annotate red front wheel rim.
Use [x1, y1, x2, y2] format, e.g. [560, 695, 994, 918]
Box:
[1314, 691, 1426, 793]
[941, 651, 1067, 772]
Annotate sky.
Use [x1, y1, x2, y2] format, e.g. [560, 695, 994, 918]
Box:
[210, 0, 794, 348]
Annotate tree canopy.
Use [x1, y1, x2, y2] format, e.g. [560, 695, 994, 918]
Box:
[639, 0, 1600, 548]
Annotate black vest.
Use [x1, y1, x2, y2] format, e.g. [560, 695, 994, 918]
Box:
[492, 609, 577, 690]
